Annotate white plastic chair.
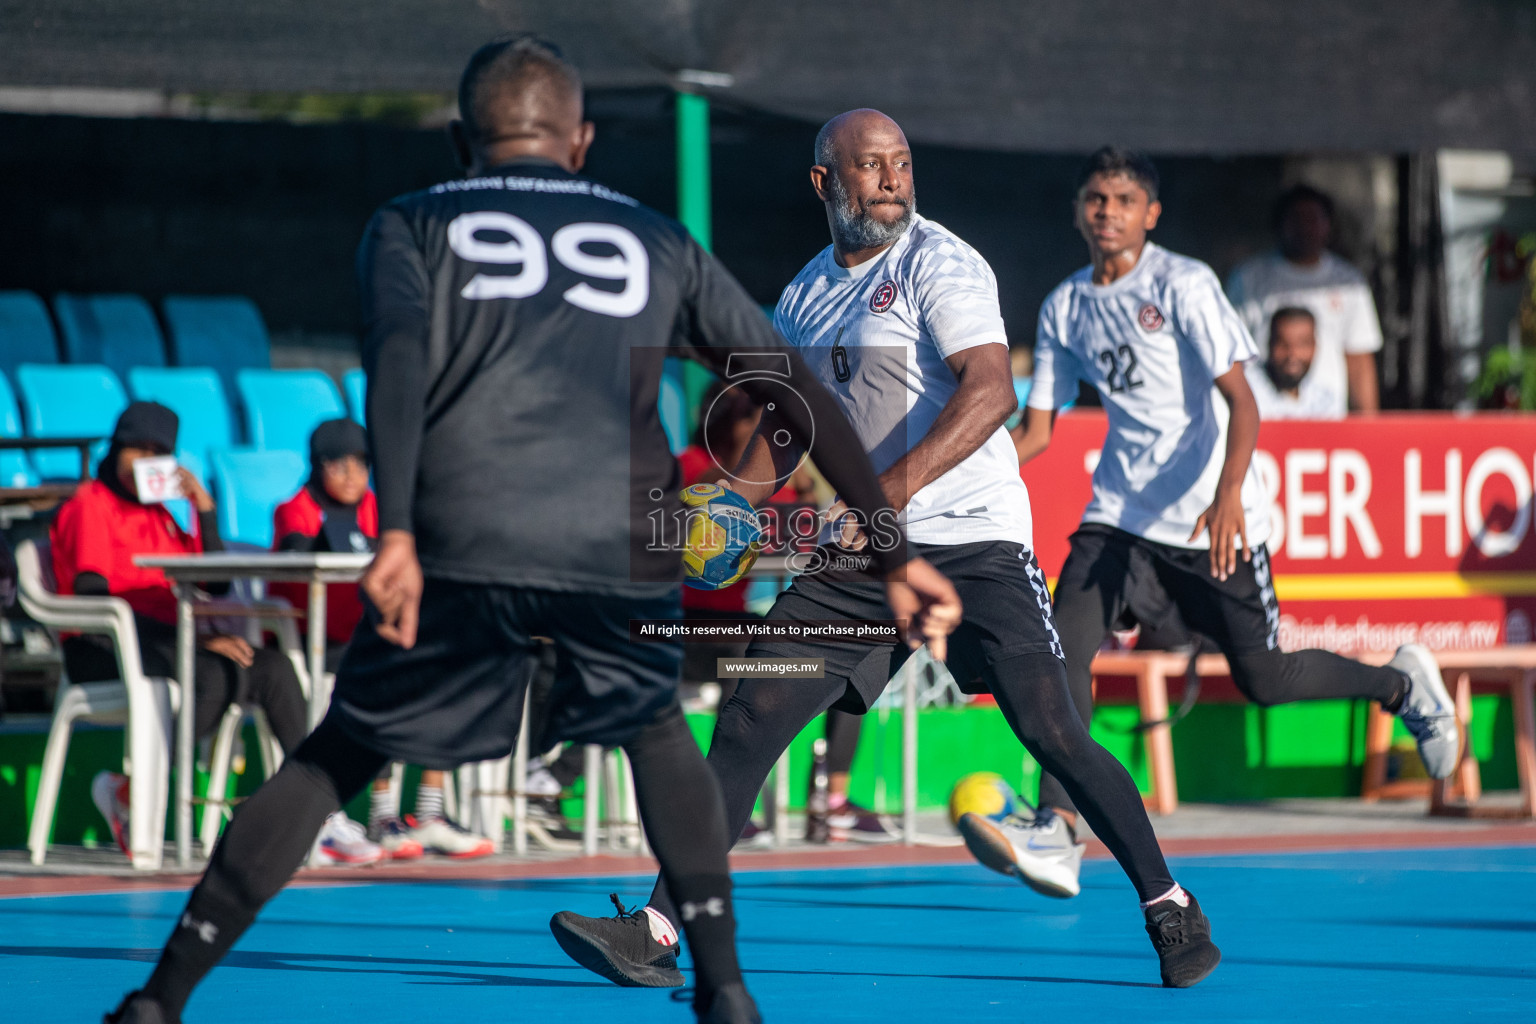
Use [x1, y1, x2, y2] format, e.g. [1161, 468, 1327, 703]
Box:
[18, 538, 177, 870]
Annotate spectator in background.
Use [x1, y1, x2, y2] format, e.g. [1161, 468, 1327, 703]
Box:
[47, 404, 351, 861]
[272, 418, 492, 860]
[1227, 184, 1383, 415]
[1244, 307, 1343, 420]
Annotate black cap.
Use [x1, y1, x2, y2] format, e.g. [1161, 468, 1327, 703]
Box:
[111, 401, 178, 452]
[310, 418, 369, 468]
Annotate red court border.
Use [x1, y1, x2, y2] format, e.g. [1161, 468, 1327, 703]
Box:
[4, 823, 1534, 899]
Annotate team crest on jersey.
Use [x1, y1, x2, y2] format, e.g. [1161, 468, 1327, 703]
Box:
[1137, 303, 1165, 331]
[869, 280, 898, 313]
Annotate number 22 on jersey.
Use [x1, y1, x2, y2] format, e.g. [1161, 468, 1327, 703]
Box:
[447, 212, 651, 318]
[1096, 343, 1145, 394]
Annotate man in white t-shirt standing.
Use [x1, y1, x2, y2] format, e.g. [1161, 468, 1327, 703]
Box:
[1012, 148, 1458, 903]
[1245, 306, 1343, 419]
[1226, 184, 1383, 415]
[552, 111, 1223, 990]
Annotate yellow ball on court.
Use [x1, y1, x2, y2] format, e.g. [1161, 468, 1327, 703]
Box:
[947, 772, 1022, 826]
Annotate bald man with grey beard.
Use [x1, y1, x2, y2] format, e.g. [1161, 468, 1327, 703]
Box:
[550, 109, 1223, 991]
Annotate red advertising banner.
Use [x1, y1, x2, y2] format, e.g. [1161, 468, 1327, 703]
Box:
[1022, 412, 1536, 653]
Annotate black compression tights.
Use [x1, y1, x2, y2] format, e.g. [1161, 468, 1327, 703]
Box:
[650, 652, 1176, 915]
[140, 703, 741, 1019]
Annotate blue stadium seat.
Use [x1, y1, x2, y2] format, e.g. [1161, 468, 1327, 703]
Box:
[162, 296, 271, 401]
[52, 293, 167, 381]
[209, 448, 306, 548]
[235, 369, 345, 457]
[0, 291, 61, 382]
[0, 372, 40, 488]
[343, 367, 366, 425]
[127, 367, 236, 478]
[15, 364, 127, 480]
[660, 359, 689, 455]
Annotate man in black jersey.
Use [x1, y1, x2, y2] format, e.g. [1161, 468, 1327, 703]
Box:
[105, 39, 960, 1024]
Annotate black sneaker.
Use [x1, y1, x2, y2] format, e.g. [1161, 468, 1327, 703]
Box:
[550, 893, 685, 987]
[695, 981, 762, 1024]
[1143, 892, 1222, 988]
[105, 991, 177, 1024]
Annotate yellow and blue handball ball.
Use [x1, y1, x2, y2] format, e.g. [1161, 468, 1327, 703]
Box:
[680, 483, 764, 590]
[948, 772, 1023, 827]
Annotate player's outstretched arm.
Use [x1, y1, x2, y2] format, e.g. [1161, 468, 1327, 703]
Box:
[719, 415, 804, 507]
[880, 343, 1017, 510]
[1191, 363, 1259, 580]
[1011, 405, 1057, 466]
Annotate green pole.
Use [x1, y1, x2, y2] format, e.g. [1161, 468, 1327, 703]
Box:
[676, 88, 714, 430]
[675, 89, 712, 251]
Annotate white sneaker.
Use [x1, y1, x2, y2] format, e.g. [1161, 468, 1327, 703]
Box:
[411, 815, 494, 858]
[316, 812, 385, 865]
[957, 809, 1084, 898]
[90, 771, 131, 858]
[1388, 643, 1460, 779]
[525, 765, 563, 798]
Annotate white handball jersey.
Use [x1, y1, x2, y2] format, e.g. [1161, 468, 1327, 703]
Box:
[1244, 360, 1344, 420]
[1226, 250, 1383, 417]
[1030, 241, 1271, 550]
[774, 214, 1032, 547]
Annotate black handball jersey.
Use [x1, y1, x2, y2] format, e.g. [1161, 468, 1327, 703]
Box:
[358, 159, 900, 593]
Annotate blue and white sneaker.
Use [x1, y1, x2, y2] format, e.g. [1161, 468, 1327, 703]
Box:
[958, 808, 1084, 898]
[1388, 643, 1460, 779]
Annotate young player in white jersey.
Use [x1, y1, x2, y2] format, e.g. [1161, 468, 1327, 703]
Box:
[1006, 148, 1459, 899]
[551, 112, 1224, 991]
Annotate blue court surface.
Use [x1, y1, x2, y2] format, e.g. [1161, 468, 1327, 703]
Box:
[3, 844, 1533, 1023]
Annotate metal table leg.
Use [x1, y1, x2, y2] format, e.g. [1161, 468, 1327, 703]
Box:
[175, 583, 197, 868]
[305, 578, 329, 867]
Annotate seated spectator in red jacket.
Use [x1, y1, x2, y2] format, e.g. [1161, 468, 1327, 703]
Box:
[269, 418, 491, 861]
[50, 403, 330, 859]
[270, 418, 379, 647]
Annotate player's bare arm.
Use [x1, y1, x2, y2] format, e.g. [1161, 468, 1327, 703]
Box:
[1012, 405, 1057, 466]
[1346, 351, 1380, 413]
[1190, 362, 1259, 580]
[879, 342, 1017, 510]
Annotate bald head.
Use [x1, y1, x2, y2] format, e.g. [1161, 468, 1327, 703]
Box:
[810, 109, 916, 263]
[452, 37, 593, 174]
[813, 109, 907, 168]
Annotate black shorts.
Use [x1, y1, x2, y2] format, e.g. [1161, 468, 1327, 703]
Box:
[1056, 524, 1279, 654]
[746, 540, 1063, 713]
[328, 578, 682, 768]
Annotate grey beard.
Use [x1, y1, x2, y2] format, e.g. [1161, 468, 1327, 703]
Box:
[828, 174, 915, 251]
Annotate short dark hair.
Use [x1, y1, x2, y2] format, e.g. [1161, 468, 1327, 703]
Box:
[1269, 306, 1316, 338]
[1272, 184, 1334, 231]
[457, 36, 581, 139]
[1077, 147, 1160, 201]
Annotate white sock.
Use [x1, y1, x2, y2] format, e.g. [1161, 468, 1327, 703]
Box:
[368, 787, 394, 827]
[416, 785, 444, 822]
[643, 906, 678, 945]
[1140, 882, 1190, 909]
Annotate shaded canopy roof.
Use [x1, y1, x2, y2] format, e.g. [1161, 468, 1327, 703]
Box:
[4, 0, 1534, 160]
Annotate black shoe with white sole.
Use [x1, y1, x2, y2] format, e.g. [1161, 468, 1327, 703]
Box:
[550, 894, 685, 988]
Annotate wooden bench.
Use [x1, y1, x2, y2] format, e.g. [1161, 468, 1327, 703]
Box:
[1091, 646, 1536, 818]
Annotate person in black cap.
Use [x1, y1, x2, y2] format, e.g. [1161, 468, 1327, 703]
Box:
[270, 417, 494, 861]
[49, 402, 310, 861]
